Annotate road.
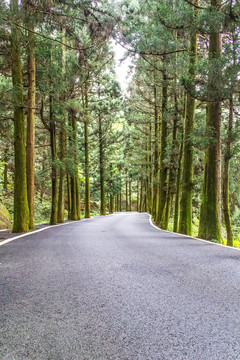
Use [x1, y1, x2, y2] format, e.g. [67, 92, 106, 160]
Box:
[1, 212, 240, 360]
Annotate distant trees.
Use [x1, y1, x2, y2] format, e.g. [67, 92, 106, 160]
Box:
[117, 0, 240, 245]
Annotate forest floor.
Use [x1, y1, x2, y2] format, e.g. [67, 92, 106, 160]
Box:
[1, 212, 240, 359]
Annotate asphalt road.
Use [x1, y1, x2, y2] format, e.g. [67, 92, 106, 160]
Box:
[1, 212, 240, 360]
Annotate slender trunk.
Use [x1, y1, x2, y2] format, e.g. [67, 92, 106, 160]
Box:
[156, 66, 168, 226]
[129, 179, 132, 211]
[198, 0, 222, 241]
[84, 86, 90, 218]
[57, 123, 66, 223]
[4, 150, 8, 192]
[67, 173, 71, 220]
[71, 176, 77, 220]
[137, 180, 139, 212]
[139, 181, 143, 212]
[119, 176, 122, 212]
[11, 0, 29, 233]
[152, 83, 159, 220]
[126, 178, 128, 211]
[50, 95, 58, 225]
[70, 112, 80, 220]
[110, 193, 114, 213]
[161, 97, 178, 230]
[223, 97, 233, 246]
[99, 111, 106, 215]
[173, 134, 184, 232]
[76, 173, 81, 220]
[26, 20, 36, 230]
[179, 25, 198, 235]
[57, 30, 67, 223]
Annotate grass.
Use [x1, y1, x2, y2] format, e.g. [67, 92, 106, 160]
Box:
[167, 217, 240, 249]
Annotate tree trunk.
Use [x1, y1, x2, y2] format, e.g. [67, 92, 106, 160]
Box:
[156, 66, 168, 226]
[84, 86, 90, 218]
[119, 176, 122, 212]
[179, 27, 197, 235]
[4, 149, 8, 192]
[129, 179, 132, 211]
[110, 193, 114, 214]
[11, 0, 29, 233]
[99, 111, 106, 215]
[49, 95, 58, 225]
[198, 0, 222, 241]
[223, 97, 233, 246]
[152, 83, 159, 221]
[137, 180, 139, 212]
[26, 18, 36, 230]
[173, 134, 184, 233]
[67, 173, 71, 220]
[126, 178, 128, 211]
[161, 96, 178, 230]
[57, 30, 67, 223]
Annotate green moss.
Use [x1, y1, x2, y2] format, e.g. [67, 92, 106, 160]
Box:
[0, 203, 12, 229]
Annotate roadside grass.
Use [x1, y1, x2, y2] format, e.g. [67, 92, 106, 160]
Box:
[167, 218, 240, 249]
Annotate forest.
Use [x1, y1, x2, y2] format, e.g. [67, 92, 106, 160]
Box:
[0, 0, 239, 246]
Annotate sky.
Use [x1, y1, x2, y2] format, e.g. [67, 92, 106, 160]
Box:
[113, 41, 133, 93]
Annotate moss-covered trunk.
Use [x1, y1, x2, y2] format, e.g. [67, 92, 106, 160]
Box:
[223, 97, 233, 246]
[179, 28, 197, 235]
[198, 0, 222, 241]
[11, 0, 29, 233]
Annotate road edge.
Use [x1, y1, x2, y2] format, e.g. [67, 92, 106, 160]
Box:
[0, 219, 90, 247]
[148, 214, 240, 252]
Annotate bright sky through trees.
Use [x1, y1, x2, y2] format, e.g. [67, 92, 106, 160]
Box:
[113, 41, 133, 92]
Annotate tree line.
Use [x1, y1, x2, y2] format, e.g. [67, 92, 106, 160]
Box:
[120, 0, 240, 245]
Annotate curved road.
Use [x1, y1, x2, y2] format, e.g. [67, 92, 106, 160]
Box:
[1, 212, 240, 360]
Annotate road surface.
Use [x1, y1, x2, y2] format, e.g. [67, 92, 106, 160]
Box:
[1, 212, 240, 360]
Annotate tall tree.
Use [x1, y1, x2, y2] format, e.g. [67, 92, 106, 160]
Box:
[198, 0, 222, 241]
[11, 0, 29, 232]
[179, 13, 198, 236]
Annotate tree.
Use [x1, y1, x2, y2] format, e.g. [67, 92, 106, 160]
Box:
[11, 0, 29, 232]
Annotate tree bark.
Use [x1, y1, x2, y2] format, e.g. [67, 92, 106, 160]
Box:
[173, 134, 184, 232]
[126, 178, 128, 211]
[57, 29, 67, 223]
[26, 14, 36, 230]
[99, 111, 106, 215]
[179, 25, 198, 235]
[156, 65, 168, 226]
[222, 97, 233, 246]
[152, 83, 159, 221]
[198, 0, 222, 241]
[11, 0, 29, 233]
[84, 88, 90, 218]
[49, 95, 58, 225]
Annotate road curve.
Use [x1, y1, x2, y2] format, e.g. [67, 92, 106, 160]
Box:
[1, 212, 240, 360]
